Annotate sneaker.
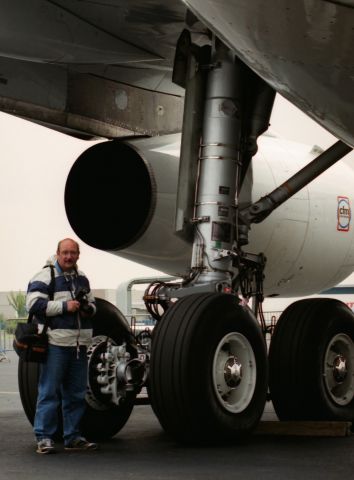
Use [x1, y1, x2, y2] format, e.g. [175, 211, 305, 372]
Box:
[64, 437, 98, 451]
[36, 438, 55, 454]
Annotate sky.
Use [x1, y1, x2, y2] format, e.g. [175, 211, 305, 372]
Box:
[0, 112, 165, 291]
[0, 94, 352, 292]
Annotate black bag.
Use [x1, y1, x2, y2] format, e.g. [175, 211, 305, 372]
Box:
[13, 265, 55, 363]
[13, 321, 49, 363]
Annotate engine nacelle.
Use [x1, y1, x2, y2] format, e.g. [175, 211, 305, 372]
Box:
[65, 133, 354, 297]
[65, 134, 192, 276]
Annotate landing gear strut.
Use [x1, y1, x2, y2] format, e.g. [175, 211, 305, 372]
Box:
[148, 36, 271, 443]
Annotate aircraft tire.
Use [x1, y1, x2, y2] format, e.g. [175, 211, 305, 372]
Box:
[269, 298, 354, 421]
[81, 395, 135, 440]
[17, 298, 136, 440]
[18, 359, 41, 423]
[149, 292, 268, 444]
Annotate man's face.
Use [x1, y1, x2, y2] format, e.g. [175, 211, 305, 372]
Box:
[57, 240, 79, 272]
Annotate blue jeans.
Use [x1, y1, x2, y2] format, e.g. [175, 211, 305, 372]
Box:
[34, 344, 88, 445]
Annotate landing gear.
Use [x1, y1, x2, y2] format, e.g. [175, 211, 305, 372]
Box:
[149, 292, 268, 443]
[143, 34, 272, 444]
[18, 298, 139, 440]
[269, 298, 354, 422]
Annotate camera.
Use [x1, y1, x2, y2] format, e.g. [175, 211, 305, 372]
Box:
[75, 287, 93, 316]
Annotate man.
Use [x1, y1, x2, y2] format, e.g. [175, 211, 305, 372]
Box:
[26, 238, 98, 454]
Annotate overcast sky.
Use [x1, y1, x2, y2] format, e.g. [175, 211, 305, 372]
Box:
[0, 94, 351, 292]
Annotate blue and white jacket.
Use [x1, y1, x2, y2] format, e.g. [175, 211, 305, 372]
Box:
[26, 256, 96, 347]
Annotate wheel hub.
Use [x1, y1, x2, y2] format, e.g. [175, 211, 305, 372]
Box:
[213, 332, 256, 413]
[324, 333, 354, 406]
[224, 356, 242, 388]
[86, 335, 146, 410]
[333, 354, 347, 383]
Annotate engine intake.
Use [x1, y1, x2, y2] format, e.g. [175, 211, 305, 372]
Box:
[65, 139, 156, 251]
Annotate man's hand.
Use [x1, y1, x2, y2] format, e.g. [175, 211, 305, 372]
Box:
[67, 300, 81, 312]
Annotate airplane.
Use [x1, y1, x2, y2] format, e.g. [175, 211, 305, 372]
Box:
[2, 0, 354, 444]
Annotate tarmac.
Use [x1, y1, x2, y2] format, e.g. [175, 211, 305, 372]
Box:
[2, 350, 354, 480]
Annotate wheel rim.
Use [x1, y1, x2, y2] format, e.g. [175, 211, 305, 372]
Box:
[86, 335, 115, 410]
[324, 333, 354, 406]
[212, 332, 257, 413]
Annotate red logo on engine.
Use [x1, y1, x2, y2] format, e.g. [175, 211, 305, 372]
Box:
[337, 196, 351, 231]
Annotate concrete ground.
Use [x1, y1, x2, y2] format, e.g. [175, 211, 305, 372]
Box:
[1, 350, 354, 480]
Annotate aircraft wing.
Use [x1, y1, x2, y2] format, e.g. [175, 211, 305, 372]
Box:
[183, 0, 354, 147]
[1, 1, 354, 146]
[0, 0, 189, 138]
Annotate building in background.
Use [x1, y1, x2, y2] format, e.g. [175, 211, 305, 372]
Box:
[1, 281, 354, 328]
[262, 285, 354, 326]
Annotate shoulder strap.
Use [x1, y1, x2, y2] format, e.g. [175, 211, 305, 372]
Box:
[42, 265, 55, 334]
[47, 265, 55, 301]
[42, 264, 55, 300]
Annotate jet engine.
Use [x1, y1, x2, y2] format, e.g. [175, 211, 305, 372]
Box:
[65, 133, 354, 297]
